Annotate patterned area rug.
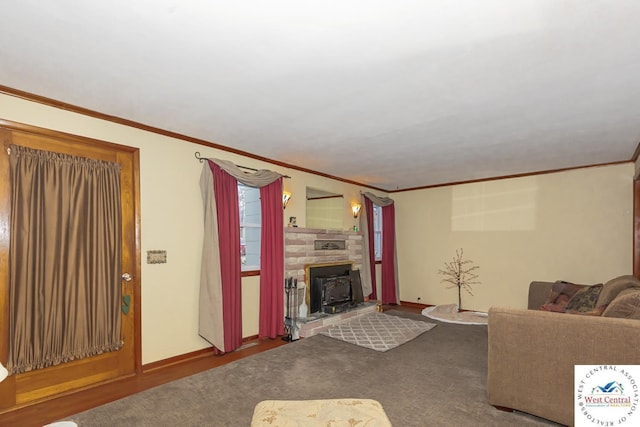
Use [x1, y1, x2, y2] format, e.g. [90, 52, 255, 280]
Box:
[320, 312, 436, 352]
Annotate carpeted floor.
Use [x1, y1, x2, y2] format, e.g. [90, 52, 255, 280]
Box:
[65, 310, 561, 427]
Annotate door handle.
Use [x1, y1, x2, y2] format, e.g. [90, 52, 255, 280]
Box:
[121, 273, 133, 282]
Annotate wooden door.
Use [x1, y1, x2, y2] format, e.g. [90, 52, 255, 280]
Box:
[0, 120, 140, 411]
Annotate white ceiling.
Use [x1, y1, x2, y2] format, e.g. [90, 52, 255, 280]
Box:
[1, 1, 639, 191]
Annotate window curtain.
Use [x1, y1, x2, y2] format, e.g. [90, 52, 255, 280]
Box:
[360, 192, 399, 305]
[381, 202, 399, 304]
[211, 161, 243, 353]
[7, 144, 122, 374]
[259, 179, 284, 338]
[199, 158, 284, 353]
[359, 196, 377, 299]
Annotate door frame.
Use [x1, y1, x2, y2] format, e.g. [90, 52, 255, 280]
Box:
[0, 119, 142, 411]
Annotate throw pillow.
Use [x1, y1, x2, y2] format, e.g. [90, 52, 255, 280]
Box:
[566, 305, 608, 316]
[540, 303, 569, 313]
[602, 290, 640, 320]
[540, 281, 588, 312]
[597, 275, 640, 307]
[566, 283, 603, 313]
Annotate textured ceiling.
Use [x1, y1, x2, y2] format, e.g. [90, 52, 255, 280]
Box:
[1, 1, 639, 191]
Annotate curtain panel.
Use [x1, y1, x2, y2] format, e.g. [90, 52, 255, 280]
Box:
[381, 202, 399, 304]
[199, 159, 284, 353]
[258, 179, 285, 338]
[211, 161, 243, 352]
[7, 144, 122, 374]
[198, 164, 226, 351]
[360, 192, 400, 305]
[359, 196, 377, 299]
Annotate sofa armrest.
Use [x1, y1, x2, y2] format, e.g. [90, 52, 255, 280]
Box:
[527, 281, 554, 309]
[487, 307, 640, 426]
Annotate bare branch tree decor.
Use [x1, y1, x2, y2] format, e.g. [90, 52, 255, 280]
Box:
[437, 248, 480, 311]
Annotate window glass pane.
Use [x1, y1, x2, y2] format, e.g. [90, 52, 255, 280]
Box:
[373, 205, 382, 260]
[238, 184, 261, 270]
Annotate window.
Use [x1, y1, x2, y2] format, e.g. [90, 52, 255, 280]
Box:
[238, 184, 261, 271]
[373, 204, 382, 261]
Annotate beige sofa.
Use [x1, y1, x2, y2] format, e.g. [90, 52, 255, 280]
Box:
[487, 278, 640, 426]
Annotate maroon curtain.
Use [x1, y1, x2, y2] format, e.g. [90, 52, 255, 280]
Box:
[210, 161, 243, 352]
[381, 203, 398, 304]
[364, 197, 377, 300]
[259, 178, 285, 338]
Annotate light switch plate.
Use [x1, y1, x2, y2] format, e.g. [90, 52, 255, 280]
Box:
[147, 250, 167, 264]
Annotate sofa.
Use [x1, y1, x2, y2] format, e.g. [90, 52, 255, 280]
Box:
[487, 275, 640, 426]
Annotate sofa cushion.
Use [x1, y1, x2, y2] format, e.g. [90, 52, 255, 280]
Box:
[597, 275, 640, 307]
[602, 290, 640, 320]
[565, 283, 603, 313]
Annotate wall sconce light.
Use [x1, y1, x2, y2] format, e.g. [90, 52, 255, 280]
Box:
[351, 203, 361, 218]
[282, 191, 292, 209]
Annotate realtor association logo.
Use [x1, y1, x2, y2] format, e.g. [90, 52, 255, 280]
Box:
[575, 365, 639, 426]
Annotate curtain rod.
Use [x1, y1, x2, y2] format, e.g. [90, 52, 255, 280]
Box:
[195, 152, 290, 178]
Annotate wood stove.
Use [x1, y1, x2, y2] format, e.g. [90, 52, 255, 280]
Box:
[305, 261, 364, 315]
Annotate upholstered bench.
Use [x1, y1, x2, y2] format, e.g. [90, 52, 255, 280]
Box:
[251, 398, 392, 426]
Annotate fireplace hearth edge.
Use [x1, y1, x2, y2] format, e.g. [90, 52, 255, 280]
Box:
[297, 302, 378, 338]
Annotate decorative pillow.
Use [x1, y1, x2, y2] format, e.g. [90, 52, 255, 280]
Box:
[539, 303, 569, 313]
[597, 275, 640, 307]
[539, 281, 589, 312]
[566, 283, 603, 313]
[602, 290, 640, 320]
[566, 305, 607, 316]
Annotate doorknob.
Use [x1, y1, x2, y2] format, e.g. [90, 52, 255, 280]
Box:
[122, 273, 133, 282]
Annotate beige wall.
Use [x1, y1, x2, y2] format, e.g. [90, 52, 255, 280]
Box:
[394, 164, 634, 311]
[0, 93, 371, 364]
[306, 197, 345, 230]
[2, 93, 633, 363]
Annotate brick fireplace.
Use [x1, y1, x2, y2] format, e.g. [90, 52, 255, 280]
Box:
[284, 227, 363, 283]
[284, 227, 363, 319]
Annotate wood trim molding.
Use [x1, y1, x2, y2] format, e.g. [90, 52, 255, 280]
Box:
[142, 348, 216, 373]
[0, 85, 388, 193]
[392, 160, 632, 193]
[3, 85, 632, 194]
[399, 301, 429, 310]
[142, 334, 261, 373]
[634, 179, 640, 278]
[632, 141, 640, 163]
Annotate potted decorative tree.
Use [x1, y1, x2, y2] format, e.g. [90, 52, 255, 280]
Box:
[437, 248, 480, 311]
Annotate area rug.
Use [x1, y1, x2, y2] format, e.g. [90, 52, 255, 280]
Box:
[320, 312, 436, 352]
[421, 304, 488, 325]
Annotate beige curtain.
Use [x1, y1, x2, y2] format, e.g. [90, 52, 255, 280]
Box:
[7, 144, 123, 374]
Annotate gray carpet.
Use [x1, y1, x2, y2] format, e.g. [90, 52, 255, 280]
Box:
[66, 310, 561, 427]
